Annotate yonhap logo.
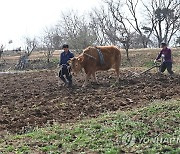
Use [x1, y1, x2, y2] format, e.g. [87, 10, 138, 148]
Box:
[120, 133, 180, 147]
[121, 133, 136, 147]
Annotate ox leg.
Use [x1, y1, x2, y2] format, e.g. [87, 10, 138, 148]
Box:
[115, 67, 120, 83]
[82, 73, 91, 87]
[92, 72, 99, 84]
[114, 53, 121, 83]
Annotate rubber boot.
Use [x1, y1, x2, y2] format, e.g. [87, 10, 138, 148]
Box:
[68, 81, 72, 87]
[60, 76, 68, 86]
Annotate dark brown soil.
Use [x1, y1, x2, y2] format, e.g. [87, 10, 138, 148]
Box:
[0, 69, 180, 134]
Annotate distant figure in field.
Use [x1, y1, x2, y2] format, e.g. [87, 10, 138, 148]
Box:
[0, 45, 4, 59]
[154, 42, 174, 75]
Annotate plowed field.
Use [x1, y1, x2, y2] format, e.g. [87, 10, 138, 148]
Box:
[0, 69, 180, 134]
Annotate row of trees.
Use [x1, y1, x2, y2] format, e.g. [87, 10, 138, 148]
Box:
[2, 0, 179, 66]
[36, 0, 180, 60]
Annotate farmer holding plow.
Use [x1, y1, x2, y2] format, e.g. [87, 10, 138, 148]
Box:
[154, 42, 174, 75]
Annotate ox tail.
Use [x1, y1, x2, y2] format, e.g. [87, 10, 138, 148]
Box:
[114, 48, 121, 67]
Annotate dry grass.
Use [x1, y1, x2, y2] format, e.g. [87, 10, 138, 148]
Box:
[1, 48, 180, 72]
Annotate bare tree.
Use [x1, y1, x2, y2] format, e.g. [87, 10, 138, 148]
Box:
[142, 0, 180, 47]
[90, 8, 116, 45]
[107, 0, 134, 59]
[123, 0, 154, 48]
[0, 44, 6, 66]
[175, 36, 180, 47]
[89, 10, 111, 45]
[41, 27, 62, 64]
[25, 37, 37, 56]
[16, 37, 37, 70]
[90, 1, 134, 60]
[58, 10, 96, 52]
[0, 44, 5, 59]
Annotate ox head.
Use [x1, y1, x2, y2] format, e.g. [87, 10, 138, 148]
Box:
[68, 56, 84, 74]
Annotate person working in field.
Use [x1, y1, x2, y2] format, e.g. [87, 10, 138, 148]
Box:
[59, 44, 74, 87]
[154, 42, 174, 75]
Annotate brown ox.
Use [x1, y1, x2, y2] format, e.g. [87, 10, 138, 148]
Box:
[69, 46, 121, 87]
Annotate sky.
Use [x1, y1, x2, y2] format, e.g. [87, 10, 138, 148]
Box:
[0, 0, 100, 49]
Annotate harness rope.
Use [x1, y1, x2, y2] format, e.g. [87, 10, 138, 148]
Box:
[96, 47, 105, 65]
[83, 47, 105, 65]
[83, 53, 96, 60]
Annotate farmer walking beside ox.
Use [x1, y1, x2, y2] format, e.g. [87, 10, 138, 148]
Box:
[154, 42, 174, 75]
[59, 44, 74, 87]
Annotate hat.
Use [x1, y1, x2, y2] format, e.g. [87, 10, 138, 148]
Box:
[161, 42, 167, 47]
[62, 44, 69, 49]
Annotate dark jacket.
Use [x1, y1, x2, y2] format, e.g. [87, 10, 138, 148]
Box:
[156, 47, 172, 62]
[59, 51, 74, 67]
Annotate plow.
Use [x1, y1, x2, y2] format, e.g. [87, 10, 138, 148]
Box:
[129, 61, 162, 78]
